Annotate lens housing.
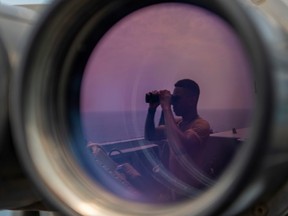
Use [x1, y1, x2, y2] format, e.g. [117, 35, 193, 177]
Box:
[10, 0, 288, 215]
[0, 4, 46, 210]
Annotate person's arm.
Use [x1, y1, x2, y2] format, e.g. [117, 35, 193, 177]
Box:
[144, 107, 157, 140]
[158, 110, 165, 126]
[144, 91, 166, 141]
[159, 90, 204, 155]
[163, 107, 203, 154]
[144, 107, 166, 141]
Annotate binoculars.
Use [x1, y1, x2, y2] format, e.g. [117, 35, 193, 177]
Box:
[146, 93, 161, 104]
[1, 0, 288, 216]
[145, 93, 179, 104]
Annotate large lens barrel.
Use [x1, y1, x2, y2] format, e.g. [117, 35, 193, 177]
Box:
[8, 0, 288, 216]
[0, 4, 46, 210]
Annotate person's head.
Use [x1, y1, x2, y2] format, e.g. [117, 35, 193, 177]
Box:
[172, 79, 200, 117]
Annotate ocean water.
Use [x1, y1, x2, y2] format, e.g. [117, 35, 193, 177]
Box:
[81, 109, 252, 143]
[81, 109, 251, 143]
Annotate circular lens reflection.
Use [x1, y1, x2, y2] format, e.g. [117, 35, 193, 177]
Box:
[80, 3, 254, 203]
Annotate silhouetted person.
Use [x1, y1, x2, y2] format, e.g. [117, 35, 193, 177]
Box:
[145, 79, 211, 194]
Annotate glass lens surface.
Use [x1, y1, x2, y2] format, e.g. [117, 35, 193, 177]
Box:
[79, 3, 254, 203]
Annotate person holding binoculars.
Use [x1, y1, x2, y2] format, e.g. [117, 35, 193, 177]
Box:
[145, 79, 211, 193]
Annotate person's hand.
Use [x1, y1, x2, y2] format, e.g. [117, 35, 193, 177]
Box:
[159, 90, 172, 110]
[148, 90, 160, 109]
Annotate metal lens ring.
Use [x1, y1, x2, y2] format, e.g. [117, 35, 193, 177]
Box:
[0, 37, 10, 152]
[10, 0, 288, 216]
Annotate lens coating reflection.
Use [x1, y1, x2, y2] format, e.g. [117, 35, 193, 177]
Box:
[80, 3, 254, 203]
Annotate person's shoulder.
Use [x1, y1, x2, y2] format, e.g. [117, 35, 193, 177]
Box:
[193, 117, 210, 130]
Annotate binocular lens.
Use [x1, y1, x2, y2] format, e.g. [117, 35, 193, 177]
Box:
[9, 0, 288, 215]
[79, 2, 254, 203]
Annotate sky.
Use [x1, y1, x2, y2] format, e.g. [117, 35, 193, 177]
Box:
[81, 3, 254, 113]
